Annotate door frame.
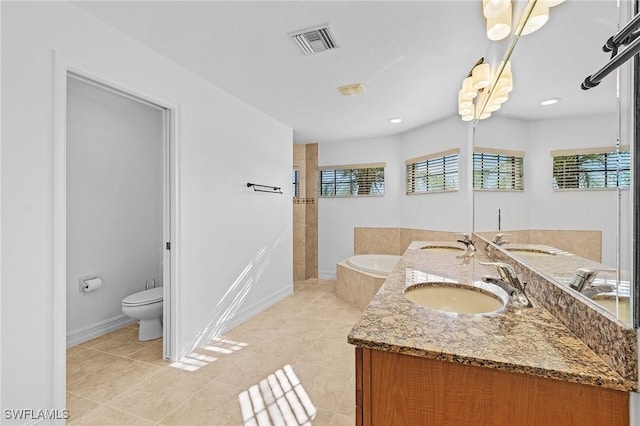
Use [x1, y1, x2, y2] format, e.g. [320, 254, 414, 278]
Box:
[53, 51, 180, 413]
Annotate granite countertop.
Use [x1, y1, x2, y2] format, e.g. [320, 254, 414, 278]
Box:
[347, 241, 636, 392]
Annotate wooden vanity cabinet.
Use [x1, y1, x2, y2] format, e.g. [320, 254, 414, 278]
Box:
[355, 347, 629, 426]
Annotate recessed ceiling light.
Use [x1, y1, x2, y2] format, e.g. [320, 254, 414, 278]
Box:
[338, 83, 366, 96]
[540, 97, 561, 106]
[389, 117, 402, 124]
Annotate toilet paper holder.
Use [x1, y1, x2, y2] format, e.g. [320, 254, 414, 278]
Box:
[79, 275, 101, 292]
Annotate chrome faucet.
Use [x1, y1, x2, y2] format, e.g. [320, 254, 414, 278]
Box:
[569, 267, 616, 297]
[492, 233, 511, 246]
[481, 261, 533, 308]
[456, 233, 476, 252]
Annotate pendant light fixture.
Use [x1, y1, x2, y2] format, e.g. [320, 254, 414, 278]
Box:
[482, 0, 511, 20]
[486, 2, 512, 41]
[520, 1, 549, 35]
[458, 59, 513, 122]
[458, 0, 566, 122]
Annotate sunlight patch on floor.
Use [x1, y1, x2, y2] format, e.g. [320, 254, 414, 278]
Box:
[169, 336, 248, 372]
[239, 364, 316, 426]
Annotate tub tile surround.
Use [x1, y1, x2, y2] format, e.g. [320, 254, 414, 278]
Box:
[354, 227, 460, 256]
[477, 229, 602, 262]
[476, 237, 638, 383]
[336, 261, 387, 311]
[347, 243, 636, 392]
[293, 143, 318, 281]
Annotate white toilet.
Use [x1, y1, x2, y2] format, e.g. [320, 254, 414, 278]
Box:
[121, 286, 163, 341]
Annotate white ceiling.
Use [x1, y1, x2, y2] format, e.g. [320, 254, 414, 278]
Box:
[74, 1, 621, 143]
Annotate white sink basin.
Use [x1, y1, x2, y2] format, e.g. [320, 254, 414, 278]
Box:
[419, 241, 465, 252]
[404, 283, 506, 315]
[503, 244, 563, 256]
[420, 246, 464, 252]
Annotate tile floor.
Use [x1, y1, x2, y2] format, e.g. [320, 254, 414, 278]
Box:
[67, 279, 360, 425]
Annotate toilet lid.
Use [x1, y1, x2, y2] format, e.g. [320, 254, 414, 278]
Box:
[122, 286, 163, 307]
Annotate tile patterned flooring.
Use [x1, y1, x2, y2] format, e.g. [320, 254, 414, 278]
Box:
[67, 279, 359, 425]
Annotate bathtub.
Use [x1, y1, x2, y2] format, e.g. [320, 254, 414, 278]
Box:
[346, 254, 401, 276]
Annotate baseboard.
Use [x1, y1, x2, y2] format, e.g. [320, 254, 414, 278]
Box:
[67, 314, 136, 347]
[219, 285, 293, 333]
[319, 271, 337, 280]
[180, 284, 293, 358]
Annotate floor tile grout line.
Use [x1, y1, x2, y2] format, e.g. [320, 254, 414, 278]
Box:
[68, 278, 353, 424]
[104, 373, 211, 424]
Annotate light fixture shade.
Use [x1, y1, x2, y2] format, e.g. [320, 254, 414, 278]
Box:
[492, 93, 509, 104]
[461, 77, 477, 99]
[497, 70, 513, 94]
[458, 90, 473, 108]
[486, 102, 501, 112]
[478, 111, 492, 120]
[483, 0, 511, 19]
[487, 3, 512, 41]
[472, 63, 491, 90]
[542, 0, 565, 7]
[521, 3, 549, 35]
[459, 105, 473, 115]
[461, 105, 475, 121]
[474, 89, 489, 115]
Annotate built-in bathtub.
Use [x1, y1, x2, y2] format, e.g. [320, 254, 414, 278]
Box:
[337, 254, 401, 311]
[346, 254, 401, 276]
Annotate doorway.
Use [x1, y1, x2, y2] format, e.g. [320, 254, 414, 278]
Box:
[65, 72, 171, 355]
[53, 62, 178, 415]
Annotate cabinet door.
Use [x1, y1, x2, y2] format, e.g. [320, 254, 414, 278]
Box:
[357, 348, 628, 426]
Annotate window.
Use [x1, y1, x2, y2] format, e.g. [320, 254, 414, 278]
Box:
[473, 148, 524, 190]
[292, 168, 300, 197]
[405, 149, 459, 194]
[551, 147, 630, 190]
[318, 163, 385, 197]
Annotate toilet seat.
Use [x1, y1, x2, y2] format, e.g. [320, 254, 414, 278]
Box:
[122, 286, 163, 307]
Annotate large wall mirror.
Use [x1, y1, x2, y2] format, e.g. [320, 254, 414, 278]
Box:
[472, 0, 634, 326]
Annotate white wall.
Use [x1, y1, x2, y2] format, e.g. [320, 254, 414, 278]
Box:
[66, 77, 163, 344]
[528, 114, 619, 266]
[473, 116, 530, 232]
[401, 116, 472, 231]
[318, 135, 403, 277]
[317, 116, 472, 276]
[1, 1, 292, 419]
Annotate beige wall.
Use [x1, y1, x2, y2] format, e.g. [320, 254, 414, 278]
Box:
[354, 227, 460, 255]
[293, 143, 318, 280]
[477, 229, 602, 262]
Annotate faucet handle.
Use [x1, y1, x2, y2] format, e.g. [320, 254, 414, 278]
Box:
[570, 267, 616, 291]
[480, 261, 518, 280]
[575, 267, 616, 275]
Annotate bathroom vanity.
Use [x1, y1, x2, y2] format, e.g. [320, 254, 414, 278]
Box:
[347, 243, 635, 426]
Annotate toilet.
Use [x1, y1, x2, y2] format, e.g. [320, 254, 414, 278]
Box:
[121, 286, 163, 341]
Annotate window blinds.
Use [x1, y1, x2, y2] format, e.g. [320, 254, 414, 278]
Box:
[551, 148, 630, 190]
[473, 148, 524, 190]
[318, 163, 385, 197]
[405, 149, 459, 194]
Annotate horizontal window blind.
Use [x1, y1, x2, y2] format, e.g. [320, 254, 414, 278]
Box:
[473, 149, 524, 190]
[318, 163, 385, 197]
[406, 149, 459, 194]
[552, 149, 630, 190]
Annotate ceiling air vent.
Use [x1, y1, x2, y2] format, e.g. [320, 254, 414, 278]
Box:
[289, 24, 339, 55]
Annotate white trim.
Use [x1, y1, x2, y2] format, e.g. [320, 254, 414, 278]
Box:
[181, 285, 292, 358]
[52, 51, 182, 419]
[52, 52, 68, 423]
[66, 315, 136, 347]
